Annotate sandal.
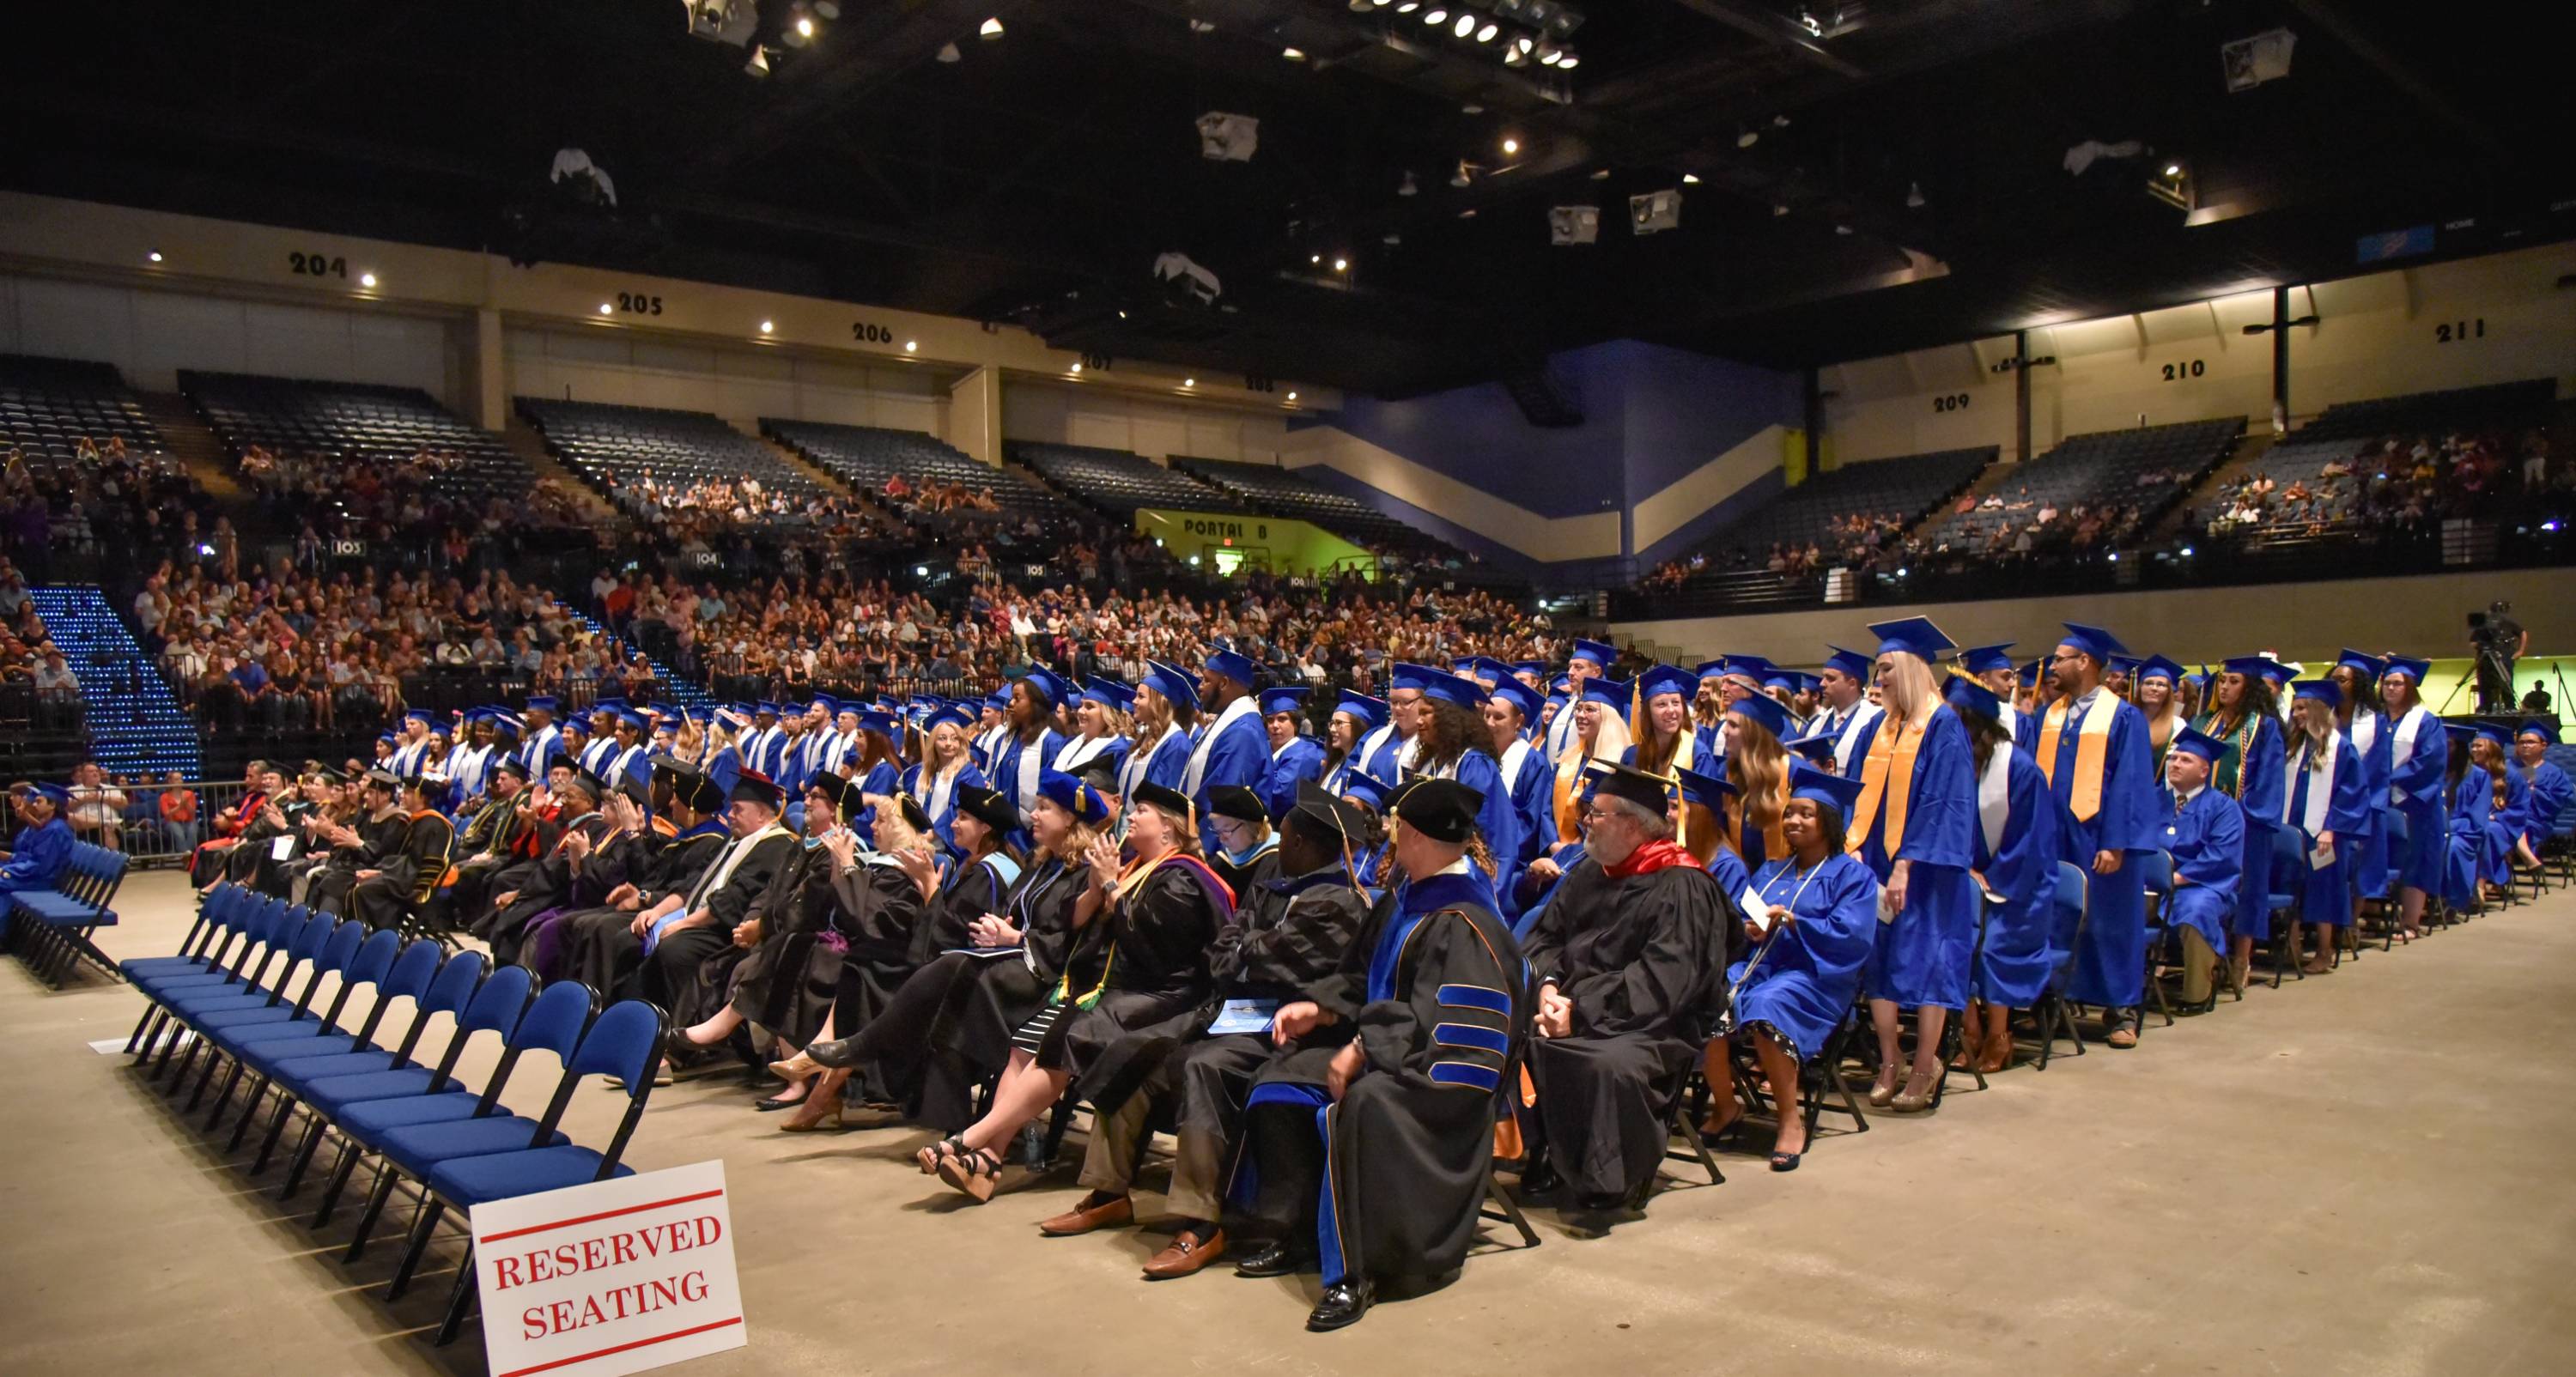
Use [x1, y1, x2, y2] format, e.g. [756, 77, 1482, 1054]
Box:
[936, 1147, 1005, 1203]
[1698, 1103, 1747, 1147]
[915, 1136, 967, 1174]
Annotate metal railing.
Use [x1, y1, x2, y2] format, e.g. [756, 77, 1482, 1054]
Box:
[24, 778, 255, 870]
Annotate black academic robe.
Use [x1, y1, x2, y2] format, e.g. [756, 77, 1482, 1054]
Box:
[478, 810, 609, 962]
[350, 810, 453, 932]
[1042, 858, 1227, 1092]
[445, 795, 531, 919]
[1238, 868, 1530, 1289]
[1085, 864, 1369, 1142]
[635, 827, 796, 1009]
[1518, 858, 1726, 1202]
[231, 801, 313, 894]
[555, 823, 731, 996]
[902, 855, 1089, 1131]
[308, 809, 414, 917]
[694, 840, 844, 1042]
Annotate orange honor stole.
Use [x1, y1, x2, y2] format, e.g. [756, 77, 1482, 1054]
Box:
[1846, 710, 1923, 854]
[2035, 690, 2121, 822]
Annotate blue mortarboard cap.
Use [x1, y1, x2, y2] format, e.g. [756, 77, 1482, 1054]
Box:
[1513, 660, 1545, 678]
[1140, 661, 1200, 711]
[562, 717, 588, 736]
[1450, 658, 1477, 675]
[1417, 667, 1489, 712]
[1204, 648, 1257, 687]
[1258, 686, 1311, 717]
[2170, 725, 2227, 763]
[1945, 675, 2002, 721]
[1788, 760, 1864, 815]
[2336, 648, 2386, 677]
[924, 705, 974, 734]
[32, 783, 70, 804]
[860, 710, 902, 737]
[1821, 646, 1874, 682]
[983, 688, 1010, 709]
[1763, 670, 1798, 693]
[2442, 723, 2478, 743]
[1674, 765, 1736, 810]
[1018, 667, 1069, 708]
[1868, 616, 1956, 662]
[2474, 722, 2511, 748]
[1339, 770, 1394, 812]
[1083, 677, 1138, 712]
[1955, 643, 2014, 676]
[1488, 677, 1541, 723]
[375, 730, 398, 745]
[1781, 732, 1838, 765]
[2020, 658, 2047, 688]
[404, 707, 434, 725]
[2291, 679, 2341, 706]
[616, 707, 647, 730]
[1036, 769, 1111, 826]
[2108, 656, 2142, 676]
[1730, 692, 1790, 740]
[2057, 622, 2128, 663]
[754, 701, 781, 717]
[1570, 639, 1614, 669]
[1696, 659, 1732, 683]
[2132, 655, 2184, 686]
[1390, 663, 1436, 695]
[2518, 719, 2555, 741]
[525, 695, 558, 712]
[1581, 676, 1632, 709]
[1636, 664, 1696, 703]
[2221, 655, 2276, 682]
[1723, 654, 1777, 682]
[1549, 674, 1571, 695]
[2385, 655, 2433, 686]
[1332, 690, 1388, 731]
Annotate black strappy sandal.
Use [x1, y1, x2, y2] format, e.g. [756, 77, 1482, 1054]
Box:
[936, 1146, 1005, 1203]
[915, 1136, 968, 1174]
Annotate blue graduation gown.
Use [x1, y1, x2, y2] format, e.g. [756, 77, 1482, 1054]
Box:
[1118, 727, 1191, 804]
[1190, 710, 1273, 854]
[1256, 736, 1327, 822]
[1500, 744, 1554, 916]
[2385, 707, 2448, 895]
[1730, 852, 1877, 1061]
[2445, 773, 2499, 905]
[988, 727, 1070, 815]
[2285, 734, 2372, 926]
[0, 816, 74, 891]
[2518, 760, 2573, 849]
[1855, 707, 1979, 1010]
[2160, 787, 2245, 953]
[2346, 713, 2395, 898]
[2492, 767, 2531, 863]
[2208, 715, 2286, 943]
[2040, 693, 2159, 1009]
[1357, 725, 1403, 782]
[900, 761, 991, 852]
[705, 744, 743, 800]
[1971, 747, 2060, 1009]
[1409, 749, 1522, 912]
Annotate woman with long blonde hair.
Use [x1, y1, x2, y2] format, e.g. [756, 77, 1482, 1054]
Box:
[1723, 693, 1794, 869]
[902, 707, 988, 849]
[2282, 680, 2371, 975]
[1551, 677, 1632, 849]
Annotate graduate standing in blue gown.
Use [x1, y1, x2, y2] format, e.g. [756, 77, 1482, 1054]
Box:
[1255, 686, 1327, 822]
[1844, 618, 1979, 1114]
[2196, 658, 2288, 991]
[2332, 651, 2393, 927]
[1184, 651, 1273, 855]
[1315, 690, 1388, 799]
[2156, 725, 2245, 1007]
[2283, 680, 2374, 974]
[2379, 656, 2447, 941]
[1396, 666, 1523, 911]
[2032, 623, 2160, 1046]
[988, 668, 1073, 819]
[1483, 677, 1556, 925]
[1943, 678, 2057, 1071]
[1700, 761, 1878, 1170]
[1118, 661, 1200, 813]
[900, 706, 988, 852]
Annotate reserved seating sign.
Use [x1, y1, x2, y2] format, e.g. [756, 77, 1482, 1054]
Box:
[471, 1160, 746, 1377]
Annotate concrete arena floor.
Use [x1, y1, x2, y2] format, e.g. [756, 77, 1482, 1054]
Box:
[6, 870, 2575, 1376]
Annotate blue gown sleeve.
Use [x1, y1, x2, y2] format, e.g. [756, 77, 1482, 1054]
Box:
[2176, 796, 2244, 889]
[2239, 719, 2287, 825]
[2324, 741, 2373, 834]
[2099, 704, 2161, 853]
[1984, 751, 2057, 907]
[1510, 754, 1552, 866]
[2391, 720, 2447, 807]
[1455, 751, 1522, 908]
[1795, 858, 1882, 974]
[1143, 734, 1189, 790]
[1893, 708, 1977, 870]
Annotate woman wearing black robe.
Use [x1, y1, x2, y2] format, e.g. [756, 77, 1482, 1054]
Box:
[763, 772, 1102, 1136]
[1230, 777, 1531, 1332]
[1516, 763, 1726, 1222]
[918, 780, 1225, 1202]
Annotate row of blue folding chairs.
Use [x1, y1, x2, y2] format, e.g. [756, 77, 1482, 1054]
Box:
[0, 840, 130, 986]
[118, 882, 670, 1347]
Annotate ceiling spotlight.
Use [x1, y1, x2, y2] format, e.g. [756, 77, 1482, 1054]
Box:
[1423, 8, 1447, 24]
[1069, 361, 1083, 373]
[1118, 309, 1128, 318]
[1461, 101, 1484, 113]
[816, 2, 839, 15]
[1772, 203, 1789, 215]
[2164, 162, 2183, 178]
[1476, 22, 1499, 41]
[359, 271, 378, 288]
[795, 15, 814, 38]
[1286, 391, 1298, 400]
[1503, 45, 1528, 66]
[1501, 136, 1520, 155]
[1450, 160, 1473, 187]
[1332, 257, 1349, 271]
[1459, 208, 1477, 218]
[1516, 34, 1535, 53]
[147, 250, 164, 264]
[1398, 169, 1418, 196]
[760, 319, 774, 334]
[979, 16, 1003, 38]
[1906, 180, 1925, 208]
[1834, 223, 1853, 235]
[1282, 46, 1305, 60]
[1397, 2, 1419, 10]
[598, 302, 613, 315]
[744, 44, 770, 76]
[1771, 113, 1790, 127]
[1736, 128, 1759, 149]
[1382, 232, 1400, 244]
[1310, 253, 1322, 264]
[1681, 173, 1700, 185]
[904, 340, 918, 352]
[1372, 0, 1393, 6]
[1589, 167, 1610, 179]
[1183, 378, 1196, 387]
[1454, 13, 1476, 38]
[937, 41, 960, 62]
[1189, 17, 1216, 31]
[1555, 52, 1577, 68]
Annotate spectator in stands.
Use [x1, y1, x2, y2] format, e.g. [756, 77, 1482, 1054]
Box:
[155, 772, 200, 852]
[66, 761, 125, 852]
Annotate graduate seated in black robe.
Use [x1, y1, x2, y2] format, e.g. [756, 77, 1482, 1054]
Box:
[615, 772, 798, 1083]
[916, 781, 1227, 1204]
[1036, 781, 1371, 1279]
[348, 773, 455, 934]
[555, 767, 733, 1013]
[1515, 764, 1728, 1227]
[444, 758, 538, 922]
[1230, 777, 1531, 1332]
[1206, 784, 1279, 897]
[658, 775, 844, 1092]
[766, 782, 1036, 1131]
[477, 769, 613, 967]
[306, 770, 415, 917]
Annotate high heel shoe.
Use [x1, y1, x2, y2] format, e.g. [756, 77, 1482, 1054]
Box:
[778, 1102, 848, 1133]
[1890, 1070, 1938, 1113]
[1867, 1071, 1901, 1108]
[937, 1146, 1004, 1203]
[915, 1136, 967, 1174]
[768, 1052, 821, 1083]
[795, 1033, 866, 1072]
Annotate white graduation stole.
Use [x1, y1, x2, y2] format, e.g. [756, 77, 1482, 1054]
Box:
[1183, 696, 1259, 797]
[1121, 724, 1182, 799]
[1976, 743, 2013, 857]
[2287, 731, 2342, 835]
[1832, 704, 1880, 773]
[1497, 737, 1533, 792]
[1007, 731, 1048, 811]
[1054, 733, 1115, 773]
[2388, 706, 2430, 804]
[1358, 722, 1397, 775]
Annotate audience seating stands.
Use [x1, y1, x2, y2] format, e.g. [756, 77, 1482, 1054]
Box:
[1915, 419, 2243, 555]
[1172, 456, 1471, 562]
[518, 397, 829, 518]
[0, 354, 167, 474]
[2207, 379, 2556, 547]
[181, 371, 531, 502]
[1011, 442, 1244, 520]
[764, 418, 1062, 527]
[0, 839, 128, 985]
[26, 586, 200, 778]
[118, 883, 666, 1347]
[1683, 446, 1996, 578]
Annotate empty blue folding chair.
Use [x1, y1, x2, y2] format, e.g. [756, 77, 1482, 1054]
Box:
[268, 949, 488, 1198]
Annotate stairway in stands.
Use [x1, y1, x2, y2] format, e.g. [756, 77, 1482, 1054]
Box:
[27, 587, 203, 777]
[561, 609, 714, 713]
[137, 391, 246, 505]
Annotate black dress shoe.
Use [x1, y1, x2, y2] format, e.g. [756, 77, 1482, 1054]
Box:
[1306, 1279, 1375, 1332]
[1231, 1240, 1310, 1278]
[1516, 1158, 1561, 1199]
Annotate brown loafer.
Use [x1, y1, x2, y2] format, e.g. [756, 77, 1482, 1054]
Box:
[1037, 1192, 1133, 1237]
[1142, 1228, 1227, 1279]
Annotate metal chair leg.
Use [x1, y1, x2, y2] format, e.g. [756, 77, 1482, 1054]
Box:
[434, 1246, 479, 1346]
[313, 1137, 362, 1227]
[344, 1166, 398, 1262]
[386, 1201, 443, 1301]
